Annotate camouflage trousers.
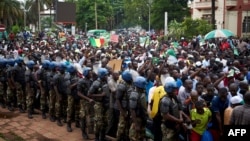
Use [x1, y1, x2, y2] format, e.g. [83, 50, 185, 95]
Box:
[15, 82, 25, 107]
[117, 112, 130, 140]
[129, 117, 145, 141]
[94, 102, 105, 135]
[55, 94, 67, 119]
[40, 88, 48, 111]
[6, 86, 15, 104]
[66, 95, 80, 122]
[0, 82, 6, 103]
[49, 89, 56, 116]
[26, 87, 34, 111]
[79, 99, 95, 133]
[161, 123, 176, 141]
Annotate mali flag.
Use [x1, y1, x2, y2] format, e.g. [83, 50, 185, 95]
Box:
[89, 37, 105, 48]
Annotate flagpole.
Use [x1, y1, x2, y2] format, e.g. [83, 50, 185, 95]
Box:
[95, 1, 98, 29]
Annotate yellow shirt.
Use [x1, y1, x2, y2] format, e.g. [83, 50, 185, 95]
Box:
[191, 108, 211, 135]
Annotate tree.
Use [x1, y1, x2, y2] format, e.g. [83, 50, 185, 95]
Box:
[182, 17, 212, 39]
[168, 20, 184, 40]
[76, 0, 113, 30]
[151, 0, 190, 31]
[0, 0, 23, 29]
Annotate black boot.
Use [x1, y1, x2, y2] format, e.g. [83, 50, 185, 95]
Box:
[50, 115, 56, 122]
[100, 129, 106, 141]
[81, 120, 89, 139]
[7, 102, 14, 112]
[28, 110, 33, 119]
[67, 121, 72, 132]
[57, 119, 63, 126]
[75, 120, 80, 128]
[42, 110, 46, 119]
[18, 105, 25, 113]
[95, 133, 100, 141]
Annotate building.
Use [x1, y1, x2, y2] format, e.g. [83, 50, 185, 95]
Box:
[188, 0, 250, 37]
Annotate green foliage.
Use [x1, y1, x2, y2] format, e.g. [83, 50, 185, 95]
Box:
[11, 25, 20, 34]
[168, 17, 213, 40]
[182, 17, 213, 39]
[76, 0, 113, 30]
[168, 20, 185, 40]
[151, 0, 190, 30]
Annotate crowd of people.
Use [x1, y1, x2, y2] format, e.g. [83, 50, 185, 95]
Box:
[0, 29, 250, 141]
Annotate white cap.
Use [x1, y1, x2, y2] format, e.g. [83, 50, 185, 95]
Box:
[230, 96, 243, 105]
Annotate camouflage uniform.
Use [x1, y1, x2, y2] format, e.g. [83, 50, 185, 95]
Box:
[49, 70, 57, 121]
[65, 72, 79, 131]
[88, 78, 107, 140]
[37, 67, 49, 118]
[54, 71, 67, 125]
[78, 77, 93, 137]
[0, 68, 7, 107]
[12, 64, 26, 112]
[160, 96, 183, 141]
[129, 90, 147, 141]
[6, 66, 15, 111]
[116, 81, 133, 140]
[25, 68, 36, 118]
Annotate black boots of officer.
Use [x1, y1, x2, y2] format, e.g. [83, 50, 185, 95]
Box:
[81, 119, 89, 139]
[28, 110, 33, 119]
[57, 118, 63, 126]
[67, 120, 72, 132]
[42, 109, 46, 119]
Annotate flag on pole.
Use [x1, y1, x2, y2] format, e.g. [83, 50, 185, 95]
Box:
[90, 37, 105, 48]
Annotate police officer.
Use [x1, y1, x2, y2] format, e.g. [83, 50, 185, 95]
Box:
[48, 61, 58, 122]
[54, 62, 67, 126]
[65, 64, 79, 132]
[6, 59, 16, 111]
[11, 57, 26, 113]
[78, 67, 93, 139]
[129, 76, 147, 141]
[0, 59, 7, 108]
[25, 60, 36, 119]
[88, 68, 108, 141]
[37, 60, 50, 119]
[160, 78, 190, 141]
[116, 70, 134, 141]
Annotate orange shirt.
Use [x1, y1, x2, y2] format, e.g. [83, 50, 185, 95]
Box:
[224, 106, 233, 125]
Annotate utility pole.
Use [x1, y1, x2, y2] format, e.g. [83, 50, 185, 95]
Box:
[148, 0, 153, 32]
[38, 0, 41, 31]
[211, 0, 216, 29]
[95, 1, 98, 29]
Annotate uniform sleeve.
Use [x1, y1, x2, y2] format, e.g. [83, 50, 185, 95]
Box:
[88, 80, 100, 95]
[129, 91, 139, 109]
[160, 97, 170, 114]
[77, 79, 83, 92]
[116, 83, 125, 100]
[25, 71, 30, 83]
[190, 109, 196, 121]
[52, 75, 59, 86]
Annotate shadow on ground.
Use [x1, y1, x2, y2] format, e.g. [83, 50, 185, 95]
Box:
[0, 112, 20, 119]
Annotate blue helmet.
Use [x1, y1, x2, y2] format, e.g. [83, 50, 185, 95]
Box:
[42, 60, 50, 69]
[121, 70, 133, 82]
[164, 81, 177, 93]
[98, 68, 108, 79]
[15, 57, 23, 64]
[26, 60, 35, 69]
[134, 76, 147, 89]
[48, 61, 57, 70]
[82, 67, 92, 77]
[6, 59, 16, 66]
[0, 59, 7, 68]
[66, 64, 76, 73]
